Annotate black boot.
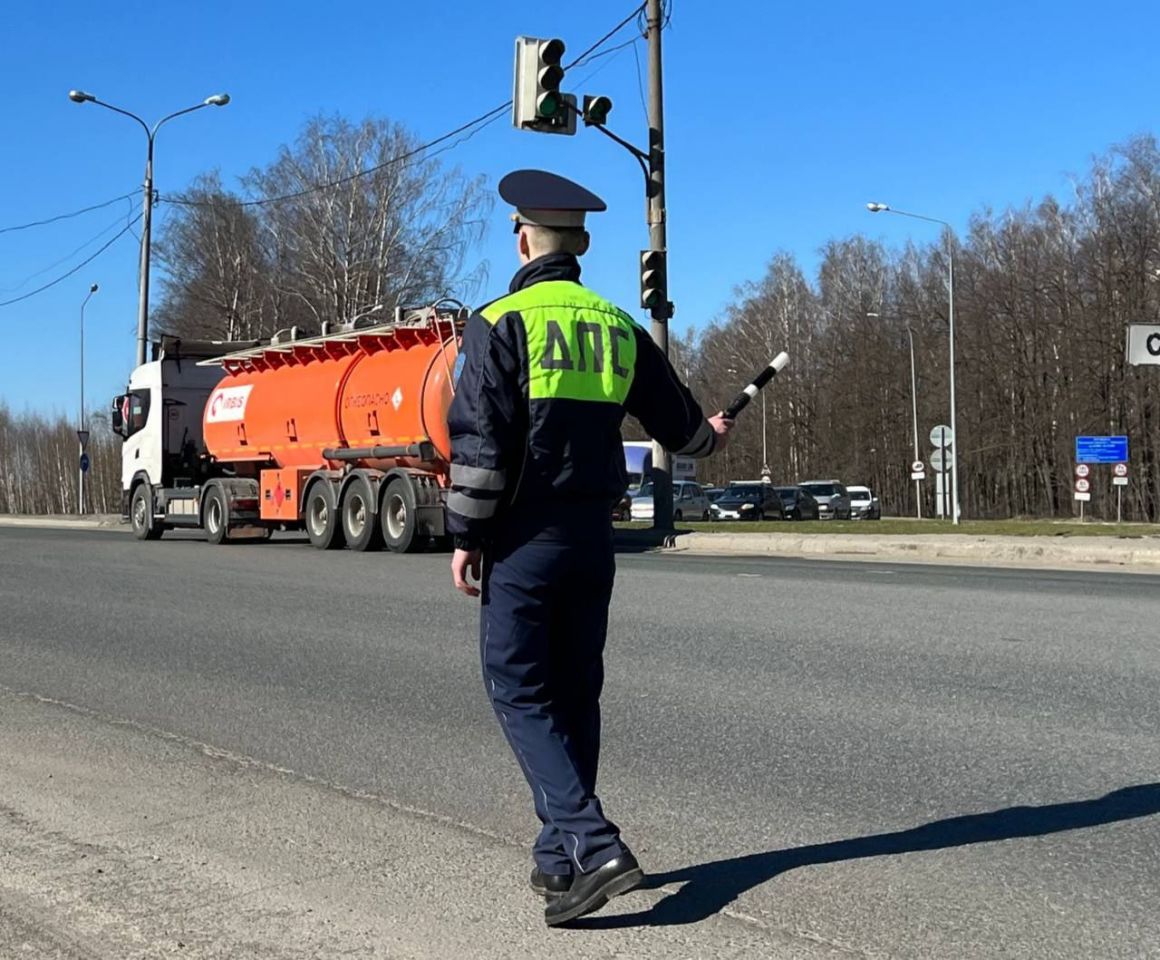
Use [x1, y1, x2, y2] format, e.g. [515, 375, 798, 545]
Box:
[544, 852, 643, 926]
[529, 867, 572, 899]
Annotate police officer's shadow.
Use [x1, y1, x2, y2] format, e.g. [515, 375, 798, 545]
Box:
[571, 782, 1160, 929]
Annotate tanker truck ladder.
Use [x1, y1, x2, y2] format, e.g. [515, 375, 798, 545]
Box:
[198, 306, 465, 376]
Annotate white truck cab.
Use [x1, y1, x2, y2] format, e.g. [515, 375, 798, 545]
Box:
[112, 337, 255, 538]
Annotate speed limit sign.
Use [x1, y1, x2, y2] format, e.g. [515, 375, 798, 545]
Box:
[1114, 462, 1128, 477]
[1075, 477, 1091, 493]
[1075, 463, 1091, 479]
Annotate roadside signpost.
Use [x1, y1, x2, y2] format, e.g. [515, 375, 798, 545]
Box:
[1126, 324, 1160, 366]
[1113, 462, 1129, 523]
[929, 425, 953, 519]
[1073, 436, 1128, 521]
[1075, 435, 1127, 463]
[910, 459, 925, 481]
[1074, 463, 1091, 519]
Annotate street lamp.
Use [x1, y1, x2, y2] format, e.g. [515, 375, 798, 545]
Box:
[79, 283, 98, 514]
[868, 312, 922, 519]
[727, 364, 769, 479]
[68, 89, 230, 367]
[866, 201, 960, 524]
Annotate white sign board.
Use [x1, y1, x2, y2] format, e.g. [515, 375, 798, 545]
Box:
[1114, 477, 1129, 487]
[929, 449, 950, 472]
[911, 471, 926, 481]
[1073, 491, 1091, 502]
[929, 425, 953, 447]
[206, 385, 253, 423]
[1126, 324, 1160, 366]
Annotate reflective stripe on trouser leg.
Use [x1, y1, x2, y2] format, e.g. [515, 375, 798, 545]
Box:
[480, 538, 624, 874]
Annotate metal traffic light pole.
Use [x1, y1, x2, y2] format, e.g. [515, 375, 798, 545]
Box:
[644, 0, 674, 531]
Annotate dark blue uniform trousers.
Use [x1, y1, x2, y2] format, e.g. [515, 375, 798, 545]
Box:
[481, 529, 626, 877]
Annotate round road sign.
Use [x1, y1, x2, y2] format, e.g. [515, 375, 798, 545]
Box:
[929, 449, 950, 472]
[911, 460, 925, 473]
[1075, 477, 1091, 493]
[1114, 462, 1128, 477]
[929, 425, 953, 447]
[1075, 463, 1091, 478]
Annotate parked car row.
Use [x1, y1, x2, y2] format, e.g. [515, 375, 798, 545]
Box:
[614, 478, 882, 522]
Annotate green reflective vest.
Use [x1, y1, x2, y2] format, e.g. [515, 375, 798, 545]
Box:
[480, 280, 639, 404]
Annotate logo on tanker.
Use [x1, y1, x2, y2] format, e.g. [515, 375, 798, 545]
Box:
[206, 385, 253, 423]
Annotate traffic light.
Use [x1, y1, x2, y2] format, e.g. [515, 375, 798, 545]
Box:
[513, 36, 576, 135]
[640, 250, 667, 310]
[582, 94, 612, 126]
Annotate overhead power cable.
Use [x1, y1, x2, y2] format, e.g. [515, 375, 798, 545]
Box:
[0, 191, 137, 236]
[166, 1, 648, 210]
[0, 214, 142, 308]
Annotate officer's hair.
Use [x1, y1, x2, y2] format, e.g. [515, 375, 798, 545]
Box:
[523, 224, 589, 258]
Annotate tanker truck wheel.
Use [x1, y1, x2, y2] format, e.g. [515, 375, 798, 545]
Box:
[130, 484, 163, 541]
[341, 476, 383, 552]
[381, 476, 420, 553]
[305, 480, 345, 550]
[202, 485, 231, 545]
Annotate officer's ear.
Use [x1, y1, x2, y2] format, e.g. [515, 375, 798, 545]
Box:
[575, 230, 590, 257]
[517, 227, 532, 263]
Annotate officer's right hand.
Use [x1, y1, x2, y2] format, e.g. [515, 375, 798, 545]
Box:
[708, 412, 735, 450]
[452, 548, 483, 598]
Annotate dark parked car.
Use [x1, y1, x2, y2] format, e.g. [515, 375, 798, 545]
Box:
[774, 485, 820, 520]
[798, 480, 852, 520]
[709, 483, 785, 521]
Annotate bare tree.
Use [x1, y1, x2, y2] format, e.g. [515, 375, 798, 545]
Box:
[154, 114, 492, 341]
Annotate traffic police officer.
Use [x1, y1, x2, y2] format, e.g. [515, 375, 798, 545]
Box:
[447, 169, 731, 926]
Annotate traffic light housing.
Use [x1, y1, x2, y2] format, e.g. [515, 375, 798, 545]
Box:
[582, 94, 612, 126]
[513, 36, 576, 135]
[640, 250, 667, 310]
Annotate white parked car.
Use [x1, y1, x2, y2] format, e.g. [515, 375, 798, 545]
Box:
[847, 485, 881, 520]
[630, 480, 711, 522]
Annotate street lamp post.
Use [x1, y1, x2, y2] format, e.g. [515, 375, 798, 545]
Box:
[727, 364, 769, 478]
[867, 202, 960, 524]
[868, 312, 922, 519]
[79, 283, 98, 514]
[68, 90, 230, 367]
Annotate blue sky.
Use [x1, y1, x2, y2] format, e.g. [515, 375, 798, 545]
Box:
[2, 0, 1157, 416]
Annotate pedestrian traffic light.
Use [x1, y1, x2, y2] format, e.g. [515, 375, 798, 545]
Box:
[513, 36, 576, 135]
[640, 250, 667, 310]
[582, 95, 613, 126]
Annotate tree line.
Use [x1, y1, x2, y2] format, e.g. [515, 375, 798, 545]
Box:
[4, 118, 1159, 522]
[0, 407, 120, 514]
[685, 135, 1160, 522]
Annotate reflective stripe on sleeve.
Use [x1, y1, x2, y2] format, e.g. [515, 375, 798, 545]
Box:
[450, 463, 507, 491]
[675, 419, 715, 458]
[447, 490, 500, 519]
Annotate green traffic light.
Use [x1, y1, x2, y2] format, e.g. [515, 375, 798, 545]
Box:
[537, 92, 560, 118]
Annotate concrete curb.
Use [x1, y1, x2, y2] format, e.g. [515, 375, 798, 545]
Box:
[662, 531, 1160, 570]
[0, 515, 126, 531]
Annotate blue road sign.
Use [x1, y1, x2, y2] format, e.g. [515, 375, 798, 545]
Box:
[1075, 435, 1128, 464]
[79, 453, 90, 473]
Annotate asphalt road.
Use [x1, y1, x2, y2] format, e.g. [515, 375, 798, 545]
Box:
[2, 526, 1159, 959]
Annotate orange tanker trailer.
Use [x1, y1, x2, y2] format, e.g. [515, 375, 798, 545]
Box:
[111, 306, 464, 552]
